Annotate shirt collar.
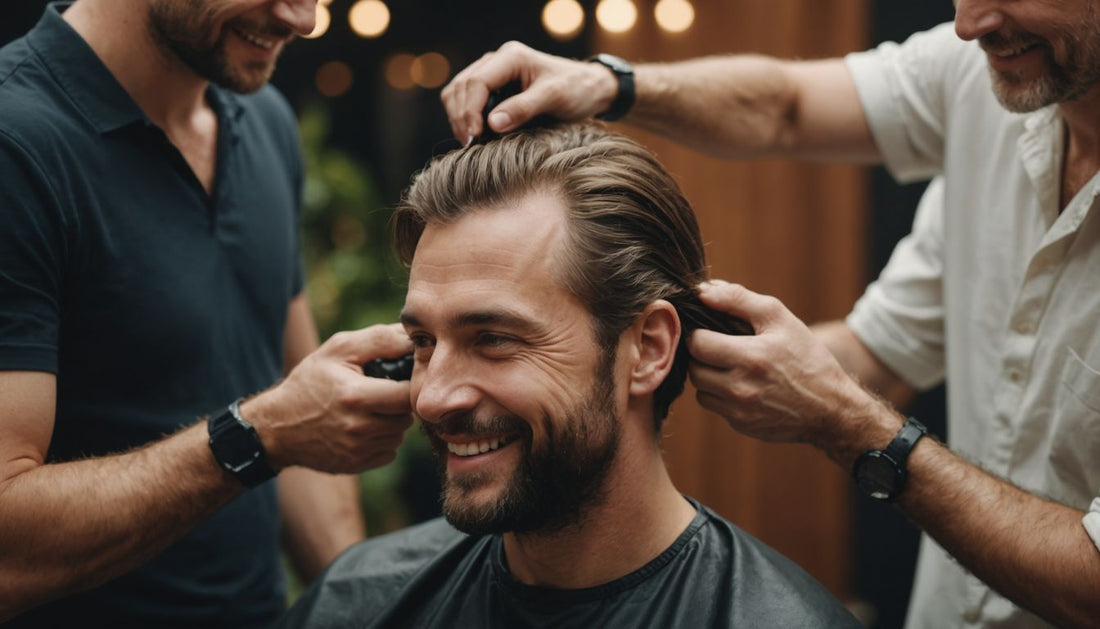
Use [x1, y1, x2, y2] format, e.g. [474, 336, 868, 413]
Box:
[26, 2, 147, 134]
[25, 2, 248, 137]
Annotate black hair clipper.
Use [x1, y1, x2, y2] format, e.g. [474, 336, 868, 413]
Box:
[363, 353, 414, 381]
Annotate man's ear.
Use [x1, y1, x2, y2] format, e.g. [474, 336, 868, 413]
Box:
[628, 300, 680, 397]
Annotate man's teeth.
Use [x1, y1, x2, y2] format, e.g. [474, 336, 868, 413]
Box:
[996, 44, 1035, 58]
[447, 438, 504, 457]
[237, 30, 276, 50]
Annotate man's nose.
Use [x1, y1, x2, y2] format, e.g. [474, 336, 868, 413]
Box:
[413, 348, 481, 424]
[272, 0, 317, 37]
[954, 0, 1006, 41]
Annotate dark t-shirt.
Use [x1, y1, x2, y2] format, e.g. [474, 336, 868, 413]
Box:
[280, 499, 860, 628]
[0, 4, 303, 626]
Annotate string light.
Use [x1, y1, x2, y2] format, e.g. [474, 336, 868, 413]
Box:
[411, 53, 451, 89]
[542, 0, 584, 41]
[655, 0, 694, 33]
[595, 0, 637, 33]
[315, 61, 354, 98]
[384, 53, 417, 90]
[349, 0, 390, 38]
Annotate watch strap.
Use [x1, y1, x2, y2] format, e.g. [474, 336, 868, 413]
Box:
[208, 398, 276, 487]
[587, 53, 635, 122]
[883, 417, 928, 469]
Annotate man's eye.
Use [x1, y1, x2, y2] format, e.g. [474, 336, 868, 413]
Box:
[409, 333, 435, 349]
[477, 333, 514, 348]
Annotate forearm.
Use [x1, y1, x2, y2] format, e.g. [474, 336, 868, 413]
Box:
[900, 438, 1100, 627]
[629, 56, 878, 162]
[820, 400, 1100, 626]
[811, 320, 915, 408]
[278, 468, 365, 582]
[0, 422, 239, 620]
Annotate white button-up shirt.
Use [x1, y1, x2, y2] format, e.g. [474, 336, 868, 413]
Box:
[844, 22, 1100, 629]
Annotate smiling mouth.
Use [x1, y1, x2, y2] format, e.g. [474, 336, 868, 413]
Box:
[233, 27, 279, 51]
[990, 43, 1039, 58]
[446, 436, 516, 457]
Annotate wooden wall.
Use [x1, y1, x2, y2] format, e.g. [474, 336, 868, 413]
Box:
[594, 0, 870, 597]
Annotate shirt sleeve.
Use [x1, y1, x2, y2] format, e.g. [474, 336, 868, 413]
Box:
[0, 130, 66, 373]
[844, 22, 976, 183]
[1084, 498, 1100, 552]
[846, 177, 947, 390]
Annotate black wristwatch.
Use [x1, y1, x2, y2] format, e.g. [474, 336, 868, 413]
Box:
[587, 53, 635, 121]
[852, 417, 927, 501]
[208, 398, 276, 487]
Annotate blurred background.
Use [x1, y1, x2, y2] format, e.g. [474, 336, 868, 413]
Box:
[3, 1, 954, 626]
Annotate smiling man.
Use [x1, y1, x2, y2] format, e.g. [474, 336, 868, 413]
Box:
[0, 1, 414, 626]
[439, 0, 1100, 627]
[278, 123, 860, 628]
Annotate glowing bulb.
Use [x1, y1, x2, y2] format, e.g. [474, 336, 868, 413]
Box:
[305, 4, 331, 39]
[315, 61, 354, 98]
[655, 0, 694, 33]
[411, 52, 451, 89]
[385, 53, 417, 90]
[542, 0, 584, 41]
[595, 0, 636, 34]
[349, 0, 390, 38]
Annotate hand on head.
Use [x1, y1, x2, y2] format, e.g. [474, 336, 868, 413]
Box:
[243, 323, 414, 474]
[687, 280, 875, 449]
[442, 42, 619, 143]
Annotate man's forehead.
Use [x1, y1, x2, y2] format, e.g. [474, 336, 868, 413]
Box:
[403, 191, 576, 323]
[410, 193, 568, 282]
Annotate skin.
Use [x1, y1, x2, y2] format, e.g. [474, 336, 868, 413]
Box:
[400, 191, 696, 589]
[0, 0, 411, 619]
[441, 0, 1100, 624]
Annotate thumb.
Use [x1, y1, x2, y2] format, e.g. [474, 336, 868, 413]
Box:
[697, 280, 785, 332]
[487, 79, 569, 133]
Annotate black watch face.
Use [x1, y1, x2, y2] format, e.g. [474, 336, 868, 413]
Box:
[856, 453, 900, 500]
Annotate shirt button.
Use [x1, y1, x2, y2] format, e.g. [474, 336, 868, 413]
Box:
[1013, 320, 1033, 335]
[1007, 369, 1022, 383]
[963, 606, 981, 623]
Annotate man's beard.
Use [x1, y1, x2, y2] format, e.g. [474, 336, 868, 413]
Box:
[420, 361, 621, 537]
[983, 17, 1100, 113]
[147, 1, 291, 94]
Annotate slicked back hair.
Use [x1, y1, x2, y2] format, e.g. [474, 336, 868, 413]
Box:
[393, 122, 749, 432]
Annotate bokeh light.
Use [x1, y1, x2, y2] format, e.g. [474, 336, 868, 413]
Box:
[315, 61, 354, 98]
[384, 53, 417, 90]
[349, 0, 390, 38]
[595, 0, 637, 33]
[305, 4, 331, 39]
[542, 0, 584, 41]
[410, 52, 451, 89]
[655, 0, 694, 33]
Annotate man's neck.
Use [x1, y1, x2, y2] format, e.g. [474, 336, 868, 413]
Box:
[1058, 86, 1100, 209]
[500, 426, 697, 590]
[62, 0, 211, 132]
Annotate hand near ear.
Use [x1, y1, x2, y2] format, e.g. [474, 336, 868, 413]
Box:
[687, 281, 887, 457]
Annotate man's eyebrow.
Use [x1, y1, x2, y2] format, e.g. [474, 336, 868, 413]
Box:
[399, 307, 540, 334]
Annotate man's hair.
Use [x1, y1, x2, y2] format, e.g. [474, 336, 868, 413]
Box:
[393, 122, 749, 431]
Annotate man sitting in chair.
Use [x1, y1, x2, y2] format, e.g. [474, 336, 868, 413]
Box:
[279, 122, 858, 628]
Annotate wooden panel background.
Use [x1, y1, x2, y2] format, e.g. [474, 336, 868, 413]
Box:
[594, 0, 870, 597]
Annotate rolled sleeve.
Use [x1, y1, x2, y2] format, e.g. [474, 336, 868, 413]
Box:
[846, 178, 947, 391]
[845, 22, 975, 183]
[1084, 498, 1100, 552]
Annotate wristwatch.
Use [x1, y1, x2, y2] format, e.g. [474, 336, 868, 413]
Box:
[852, 417, 927, 501]
[587, 53, 635, 121]
[208, 398, 276, 487]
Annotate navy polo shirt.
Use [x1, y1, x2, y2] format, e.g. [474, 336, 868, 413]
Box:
[1, 4, 304, 626]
